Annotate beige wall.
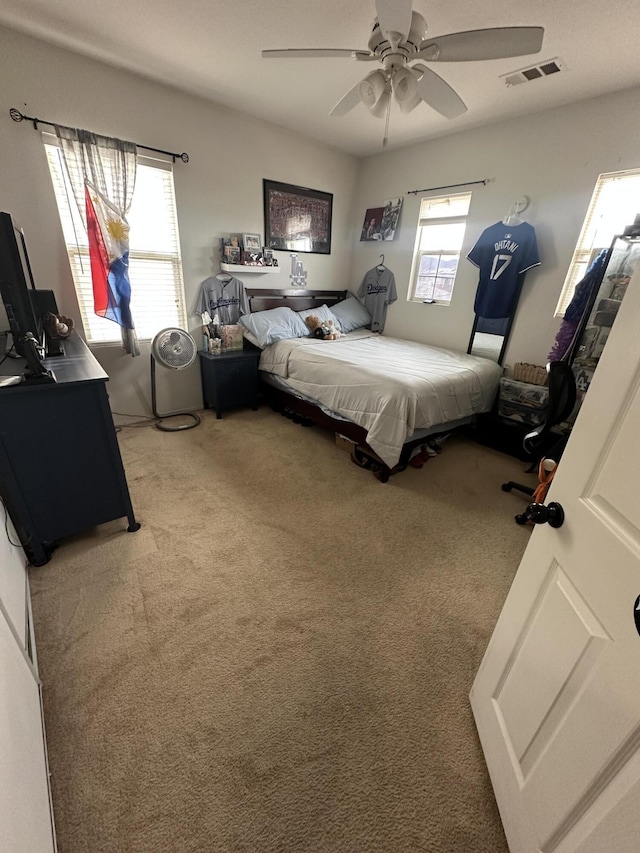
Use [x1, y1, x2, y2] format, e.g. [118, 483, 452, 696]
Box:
[0, 26, 357, 416]
[349, 87, 640, 369]
[3, 22, 640, 409]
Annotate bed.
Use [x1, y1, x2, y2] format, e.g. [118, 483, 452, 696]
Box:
[245, 289, 502, 481]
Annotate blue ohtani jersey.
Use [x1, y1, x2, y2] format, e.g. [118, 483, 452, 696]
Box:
[467, 221, 540, 319]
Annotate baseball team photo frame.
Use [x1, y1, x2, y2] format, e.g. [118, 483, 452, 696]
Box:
[263, 179, 333, 254]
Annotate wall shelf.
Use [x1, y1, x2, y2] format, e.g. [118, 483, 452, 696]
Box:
[220, 263, 281, 274]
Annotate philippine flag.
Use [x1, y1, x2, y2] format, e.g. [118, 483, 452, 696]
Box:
[85, 182, 135, 331]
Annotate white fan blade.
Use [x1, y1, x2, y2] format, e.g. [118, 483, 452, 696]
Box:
[262, 48, 370, 60]
[413, 64, 467, 119]
[375, 0, 413, 43]
[417, 27, 544, 62]
[262, 47, 375, 59]
[330, 82, 363, 116]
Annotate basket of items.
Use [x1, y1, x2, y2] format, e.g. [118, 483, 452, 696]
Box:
[512, 362, 548, 386]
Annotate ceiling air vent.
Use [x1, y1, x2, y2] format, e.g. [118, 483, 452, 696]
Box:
[501, 58, 565, 88]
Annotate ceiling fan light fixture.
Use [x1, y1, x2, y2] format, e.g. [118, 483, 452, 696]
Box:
[392, 66, 418, 104]
[262, 1, 545, 144]
[359, 69, 390, 117]
[358, 69, 387, 107]
[370, 87, 391, 119]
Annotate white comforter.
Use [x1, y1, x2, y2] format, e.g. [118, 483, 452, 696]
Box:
[259, 330, 502, 467]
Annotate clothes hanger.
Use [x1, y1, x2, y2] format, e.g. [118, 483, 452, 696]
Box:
[376, 253, 386, 271]
[503, 196, 529, 226]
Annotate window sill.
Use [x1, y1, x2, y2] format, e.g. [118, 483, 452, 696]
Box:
[88, 338, 152, 348]
[408, 299, 452, 307]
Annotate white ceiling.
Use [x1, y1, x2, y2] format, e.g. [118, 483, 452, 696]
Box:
[2, 0, 639, 156]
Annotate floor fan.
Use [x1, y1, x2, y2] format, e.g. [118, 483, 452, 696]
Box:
[150, 328, 201, 431]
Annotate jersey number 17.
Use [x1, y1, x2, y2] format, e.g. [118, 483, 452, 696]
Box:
[490, 254, 512, 281]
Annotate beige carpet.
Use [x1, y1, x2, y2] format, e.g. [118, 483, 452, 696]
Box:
[29, 407, 534, 853]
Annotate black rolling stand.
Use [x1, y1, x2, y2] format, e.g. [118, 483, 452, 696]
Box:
[0, 332, 140, 566]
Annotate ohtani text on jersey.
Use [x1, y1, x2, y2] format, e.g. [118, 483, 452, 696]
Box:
[494, 238, 519, 253]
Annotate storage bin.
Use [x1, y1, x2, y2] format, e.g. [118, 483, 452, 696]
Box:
[498, 377, 549, 427]
[497, 400, 547, 426]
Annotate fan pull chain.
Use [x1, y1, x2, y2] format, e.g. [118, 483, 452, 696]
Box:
[382, 83, 391, 148]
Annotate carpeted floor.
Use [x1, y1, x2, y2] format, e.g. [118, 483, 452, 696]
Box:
[29, 407, 534, 853]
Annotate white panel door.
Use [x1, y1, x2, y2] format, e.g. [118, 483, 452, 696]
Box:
[0, 610, 55, 852]
[471, 260, 640, 852]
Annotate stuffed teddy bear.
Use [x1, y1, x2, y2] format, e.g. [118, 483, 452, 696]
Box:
[304, 314, 341, 340]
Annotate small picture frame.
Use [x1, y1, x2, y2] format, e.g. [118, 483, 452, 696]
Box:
[225, 245, 241, 264]
[220, 324, 244, 351]
[242, 233, 262, 252]
[262, 247, 274, 266]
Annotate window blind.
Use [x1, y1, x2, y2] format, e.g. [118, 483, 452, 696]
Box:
[44, 142, 187, 344]
[555, 169, 640, 317]
[419, 192, 471, 223]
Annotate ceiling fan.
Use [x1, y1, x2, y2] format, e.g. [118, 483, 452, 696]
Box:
[262, 0, 544, 146]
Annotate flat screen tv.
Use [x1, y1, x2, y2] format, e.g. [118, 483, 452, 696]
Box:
[0, 211, 41, 356]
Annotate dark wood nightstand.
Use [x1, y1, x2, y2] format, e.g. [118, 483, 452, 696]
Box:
[198, 347, 260, 419]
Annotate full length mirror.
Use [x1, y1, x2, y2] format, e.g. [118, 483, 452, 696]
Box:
[467, 315, 511, 363]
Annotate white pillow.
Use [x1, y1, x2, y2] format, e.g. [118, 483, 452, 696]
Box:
[331, 297, 372, 333]
[297, 303, 343, 332]
[238, 307, 308, 348]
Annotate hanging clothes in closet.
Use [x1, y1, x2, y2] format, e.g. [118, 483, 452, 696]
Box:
[199, 273, 249, 324]
[357, 260, 397, 332]
[548, 249, 608, 362]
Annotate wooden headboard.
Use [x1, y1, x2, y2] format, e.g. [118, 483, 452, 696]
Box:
[247, 288, 348, 313]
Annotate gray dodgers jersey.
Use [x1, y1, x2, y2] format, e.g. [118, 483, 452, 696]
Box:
[199, 276, 249, 324]
[357, 267, 397, 332]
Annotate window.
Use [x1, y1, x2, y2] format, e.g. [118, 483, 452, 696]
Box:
[408, 192, 472, 305]
[555, 169, 640, 317]
[44, 141, 187, 344]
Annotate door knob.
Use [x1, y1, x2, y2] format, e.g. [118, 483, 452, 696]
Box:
[516, 501, 565, 528]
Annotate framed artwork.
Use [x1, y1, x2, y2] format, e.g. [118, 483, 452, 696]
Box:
[360, 198, 404, 242]
[263, 179, 333, 254]
[242, 233, 262, 252]
[220, 324, 244, 351]
[360, 206, 385, 241]
[380, 197, 403, 241]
